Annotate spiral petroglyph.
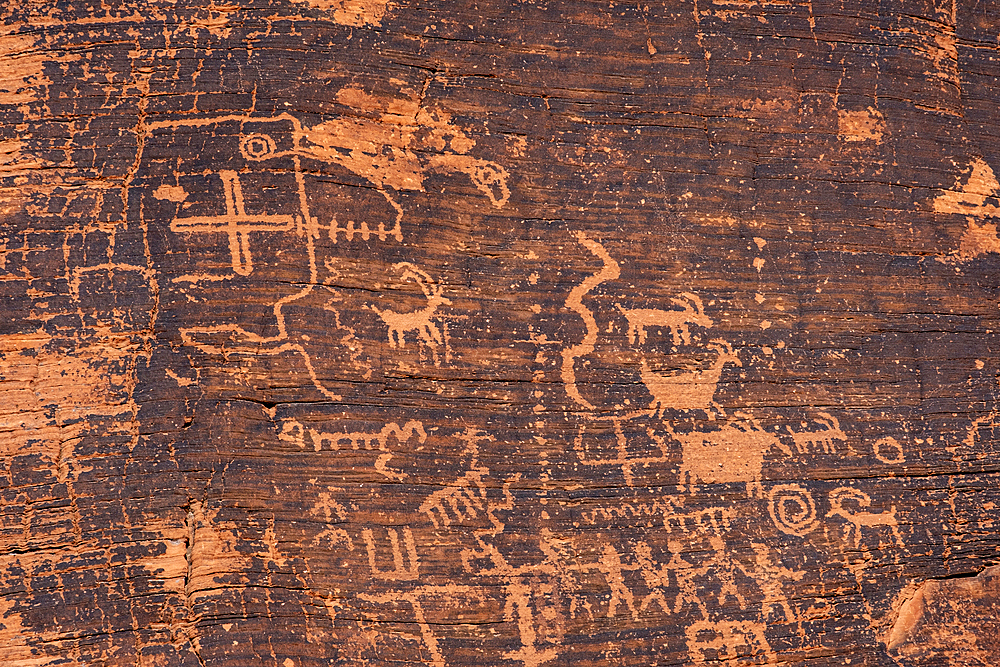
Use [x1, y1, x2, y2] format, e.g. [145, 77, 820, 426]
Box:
[767, 484, 820, 537]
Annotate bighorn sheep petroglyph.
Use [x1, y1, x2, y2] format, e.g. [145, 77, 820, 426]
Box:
[640, 339, 741, 418]
[369, 263, 452, 363]
[617, 293, 713, 346]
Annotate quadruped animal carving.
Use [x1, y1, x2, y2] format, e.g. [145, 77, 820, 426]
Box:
[419, 429, 493, 528]
[560, 232, 729, 419]
[559, 233, 791, 492]
[826, 486, 902, 548]
[667, 417, 791, 485]
[783, 412, 849, 455]
[617, 292, 714, 346]
[369, 262, 453, 365]
[640, 339, 741, 419]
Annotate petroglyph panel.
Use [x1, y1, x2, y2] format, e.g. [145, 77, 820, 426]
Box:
[2, 1, 1000, 666]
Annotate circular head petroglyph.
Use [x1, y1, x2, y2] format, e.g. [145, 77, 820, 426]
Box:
[768, 483, 819, 537]
[828, 486, 871, 515]
[241, 133, 277, 160]
[873, 436, 905, 465]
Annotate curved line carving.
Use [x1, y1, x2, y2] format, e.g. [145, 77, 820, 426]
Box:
[560, 231, 620, 411]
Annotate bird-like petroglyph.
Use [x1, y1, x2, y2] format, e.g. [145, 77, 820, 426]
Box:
[136, 107, 508, 401]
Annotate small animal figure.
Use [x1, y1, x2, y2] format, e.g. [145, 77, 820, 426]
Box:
[640, 339, 741, 418]
[617, 292, 713, 346]
[369, 263, 452, 363]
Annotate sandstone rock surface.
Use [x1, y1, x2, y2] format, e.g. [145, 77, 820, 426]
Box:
[1, 1, 999, 665]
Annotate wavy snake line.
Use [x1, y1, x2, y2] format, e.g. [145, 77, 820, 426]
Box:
[560, 231, 621, 411]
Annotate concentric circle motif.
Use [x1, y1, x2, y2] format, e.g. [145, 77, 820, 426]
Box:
[241, 133, 277, 160]
[767, 483, 819, 537]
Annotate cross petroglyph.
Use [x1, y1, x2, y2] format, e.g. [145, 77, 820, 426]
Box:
[169, 169, 297, 276]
